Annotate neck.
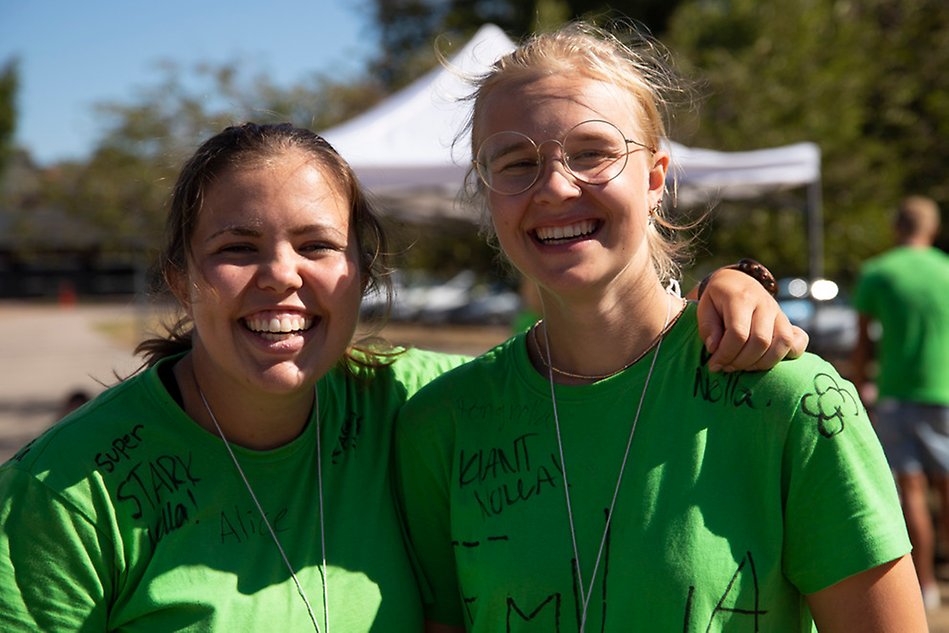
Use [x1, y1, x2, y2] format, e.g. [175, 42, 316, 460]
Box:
[899, 236, 932, 248]
[531, 282, 683, 384]
[174, 354, 314, 450]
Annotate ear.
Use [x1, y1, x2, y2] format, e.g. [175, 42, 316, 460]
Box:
[166, 266, 194, 317]
[647, 149, 670, 206]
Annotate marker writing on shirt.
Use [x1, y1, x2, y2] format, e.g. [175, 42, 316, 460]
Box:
[94, 424, 146, 473]
[116, 453, 201, 520]
[458, 433, 560, 518]
[219, 504, 290, 544]
[693, 349, 758, 409]
[682, 551, 767, 631]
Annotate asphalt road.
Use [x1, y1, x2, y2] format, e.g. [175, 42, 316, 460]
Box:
[0, 300, 142, 462]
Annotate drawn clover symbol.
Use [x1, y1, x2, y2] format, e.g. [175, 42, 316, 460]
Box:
[800, 373, 860, 438]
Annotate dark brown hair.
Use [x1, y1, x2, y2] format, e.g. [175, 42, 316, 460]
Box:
[135, 122, 395, 370]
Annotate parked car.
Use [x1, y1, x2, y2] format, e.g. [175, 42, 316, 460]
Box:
[776, 277, 858, 358]
[361, 270, 520, 326]
[445, 282, 521, 325]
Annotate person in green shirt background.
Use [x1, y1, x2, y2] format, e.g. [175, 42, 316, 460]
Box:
[852, 194, 949, 611]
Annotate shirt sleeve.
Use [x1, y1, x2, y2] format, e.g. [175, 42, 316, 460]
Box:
[0, 465, 112, 632]
[779, 367, 911, 593]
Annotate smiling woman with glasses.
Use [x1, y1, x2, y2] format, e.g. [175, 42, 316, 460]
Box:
[474, 119, 656, 195]
[396, 19, 926, 633]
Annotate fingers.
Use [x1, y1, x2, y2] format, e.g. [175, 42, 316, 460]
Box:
[707, 305, 776, 372]
[733, 313, 794, 372]
[696, 299, 725, 356]
[787, 325, 809, 360]
[696, 268, 806, 372]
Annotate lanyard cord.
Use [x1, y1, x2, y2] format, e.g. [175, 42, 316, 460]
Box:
[541, 293, 679, 631]
[197, 382, 329, 633]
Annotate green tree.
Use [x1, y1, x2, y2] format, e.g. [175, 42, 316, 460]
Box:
[665, 0, 949, 283]
[29, 60, 385, 258]
[363, 0, 687, 90]
[0, 59, 19, 181]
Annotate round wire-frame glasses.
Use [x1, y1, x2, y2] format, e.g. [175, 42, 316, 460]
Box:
[473, 119, 656, 196]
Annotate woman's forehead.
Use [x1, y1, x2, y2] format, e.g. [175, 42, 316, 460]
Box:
[478, 75, 644, 139]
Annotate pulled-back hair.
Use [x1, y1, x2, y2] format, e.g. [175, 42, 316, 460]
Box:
[460, 21, 691, 283]
[136, 122, 394, 370]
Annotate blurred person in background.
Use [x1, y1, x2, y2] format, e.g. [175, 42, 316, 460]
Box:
[852, 194, 949, 611]
[57, 389, 91, 418]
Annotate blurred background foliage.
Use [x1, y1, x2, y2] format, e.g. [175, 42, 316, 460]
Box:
[1, 0, 947, 291]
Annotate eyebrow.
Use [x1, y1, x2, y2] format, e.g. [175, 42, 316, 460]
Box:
[206, 222, 344, 241]
[486, 138, 534, 162]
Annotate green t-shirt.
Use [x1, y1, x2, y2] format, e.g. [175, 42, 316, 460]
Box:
[396, 303, 909, 632]
[0, 348, 467, 632]
[852, 245, 949, 404]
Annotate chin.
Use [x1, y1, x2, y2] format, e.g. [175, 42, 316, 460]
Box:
[254, 361, 322, 394]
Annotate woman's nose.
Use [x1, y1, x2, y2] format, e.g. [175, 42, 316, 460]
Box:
[257, 247, 303, 292]
[532, 155, 582, 201]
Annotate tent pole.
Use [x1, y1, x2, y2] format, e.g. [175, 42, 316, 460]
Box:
[806, 178, 824, 280]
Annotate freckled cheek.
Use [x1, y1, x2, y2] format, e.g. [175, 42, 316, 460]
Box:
[195, 266, 253, 301]
[311, 257, 364, 303]
[490, 200, 523, 234]
[490, 211, 528, 261]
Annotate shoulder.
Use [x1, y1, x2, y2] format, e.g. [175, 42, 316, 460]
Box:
[689, 344, 861, 437]
[395, 336, 522, 436]
[854, 252, 893, 290]
[405, 337, 519, 402]
[341, 347, 472, 396]
[388, 347, 473, 385]
[926, 246, 949, 268]
[750, 353, 867, 444]
[742, 352, 853, 403]
[0, 365, 176, 516]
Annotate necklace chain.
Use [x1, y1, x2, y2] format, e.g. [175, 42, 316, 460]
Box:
[195, 376, 329, 633]
[542, 295, 682, 631]
[531, 299, 686, 381]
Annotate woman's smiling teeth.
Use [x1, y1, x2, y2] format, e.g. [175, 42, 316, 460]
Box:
[534, 220, 597, 243]
[244, 313, 314, 341]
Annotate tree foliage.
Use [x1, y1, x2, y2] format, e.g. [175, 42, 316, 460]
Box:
[0, 59, 18, 181]
[5, 60, 385, 258]
[665, 0, 949, 282]
[363, 0, 686, 89]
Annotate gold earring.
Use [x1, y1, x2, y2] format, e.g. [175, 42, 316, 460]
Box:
[648, 200, 662, 226]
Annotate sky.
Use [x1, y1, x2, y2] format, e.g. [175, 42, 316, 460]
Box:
[0, 0, 376, 166]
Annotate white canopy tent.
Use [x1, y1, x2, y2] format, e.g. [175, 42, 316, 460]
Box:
[321, 24, 824, 278]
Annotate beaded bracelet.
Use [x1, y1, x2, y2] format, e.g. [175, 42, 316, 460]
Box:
[697, 258, 779, 300]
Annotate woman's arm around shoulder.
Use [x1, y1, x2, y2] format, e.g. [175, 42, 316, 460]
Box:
[694, 266, 809, 372]
[806, 554, 927, 632]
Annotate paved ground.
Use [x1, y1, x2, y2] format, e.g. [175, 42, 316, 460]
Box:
[0, 300, 143, 462]
[1, 299, 948, 628]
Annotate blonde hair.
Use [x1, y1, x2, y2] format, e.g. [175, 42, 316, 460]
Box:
[459, 21, 691, 283]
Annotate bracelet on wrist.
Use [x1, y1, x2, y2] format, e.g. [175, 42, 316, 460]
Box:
[697, 258, 778, 299]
